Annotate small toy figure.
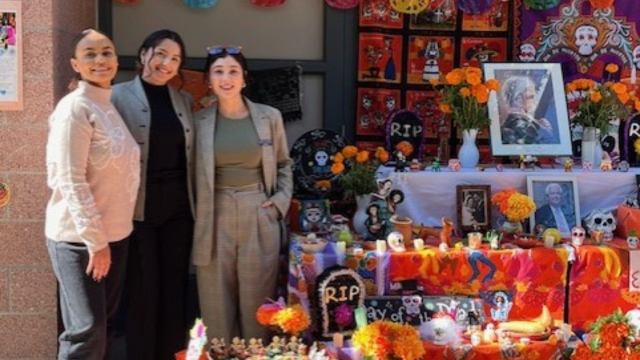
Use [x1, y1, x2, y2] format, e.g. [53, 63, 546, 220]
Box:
[571, 226, 586, 247]
[496, 163, 504, 172]
[432, 158, 441, 172]
[564, 158, 573, 172]
[627, 230, 639, 249]
[470, 331, 482, 346]
[483, 323, 497, 344]
[448, 158, 461, 171]
[600, 158, 612, 172]
[619, 160, 630, 172]
[394, 150, 407, 172]
[387, 231, 406, 252]
[582, 160, 592, 170]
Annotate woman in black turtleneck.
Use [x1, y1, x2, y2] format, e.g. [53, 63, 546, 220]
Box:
[111, 29, 194, 360]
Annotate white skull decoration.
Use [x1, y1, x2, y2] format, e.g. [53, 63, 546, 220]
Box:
[387, 231, 406, 252]
[575, 25, 598, 56]
[584, 209, 617, 241]
[519, 43, 536, 62]
[571, 226, 586, 247]
[402, 295, 422, 315]
[627, 309, 640, 338]
[633, 45, 640, 70]
[314, 151, 329, 167]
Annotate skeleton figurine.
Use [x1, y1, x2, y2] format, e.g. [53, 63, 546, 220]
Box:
[584, 209, 617, 242]
[387, 231, 406, 252]
[571, 226, 586, 247]
[628, 230, 639, 249]
[402, 295, 423, 316]
[627, 308, 640, 338]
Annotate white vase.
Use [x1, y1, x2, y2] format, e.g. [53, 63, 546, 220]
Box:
[581, 127, 603, 169]
[352, 195, 370, 237]
[458, 129, 480, 168]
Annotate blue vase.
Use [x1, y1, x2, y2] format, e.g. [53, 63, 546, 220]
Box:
[458, 129, 480, 168]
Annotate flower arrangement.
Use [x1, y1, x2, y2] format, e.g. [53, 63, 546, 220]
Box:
[565, 64, 639, 135]
[256, 300, 311, 336]
[352, 320, 425, 360]
[571, 308, 640, 359]
[331, 145, 389, 200]
[491, 188, 536, 223]
[432, 66, 501, 131]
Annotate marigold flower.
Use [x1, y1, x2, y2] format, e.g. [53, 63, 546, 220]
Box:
[612, 83, 627, 95]
[590, 91, 603, 103]
[356, 150, 370, 163]
[618, 92, 630, 104]
[342, 145, 358, 158]
[428, 78, 440, 86]
[466, 73, 482, 86]
[486, 79, 500, 91]
[315, 180, 331, 190]
[445, 71, 463, 85]
[605, 63, 619, 73]
[375, 147, 390, 163]
[472, 84, 490, 104]
[395, 141, 414, 157]
[273, 304, 311, 335]
[440, 103, 452, 113]
[331, 162, 345, 174]
[460, 87, 471, 97]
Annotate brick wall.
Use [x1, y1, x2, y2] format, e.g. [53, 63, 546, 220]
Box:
[0, 0, 95, 358]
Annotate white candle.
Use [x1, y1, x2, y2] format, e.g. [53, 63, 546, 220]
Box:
[333, 333, 344, 348]
[335, 241, 346, 254]
[353, 248, 364, 255]
[376, 240, 387, 254]
[413, 238, 424, 251]
[632, 66, 637, 85]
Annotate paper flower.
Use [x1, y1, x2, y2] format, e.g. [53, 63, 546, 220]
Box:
[334, 303, 353, 329]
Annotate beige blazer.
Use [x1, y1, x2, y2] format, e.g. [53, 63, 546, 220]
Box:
[192, 98, 293, 266]
[111, 76, 196, 221]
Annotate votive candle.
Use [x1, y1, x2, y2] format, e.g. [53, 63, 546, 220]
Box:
[413, 238, 424, 251]
[335, 241, 346, 254]
[376, 240, 387, 254]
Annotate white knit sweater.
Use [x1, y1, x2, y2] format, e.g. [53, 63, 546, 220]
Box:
[45, 81, 140, 253]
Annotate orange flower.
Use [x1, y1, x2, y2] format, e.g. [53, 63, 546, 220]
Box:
[486, 79, 501, 91]
[618, 92, 630, 104]
[605, 63, 619, 74]
[341, 145, 358, 158]
[472, 84, 490, 104]
[375, 147, 390, 163]
[466, 72, 482, 86]
[612, 83, 627, 95]
[465, 66, 482, 78]
[331, 162, 345, 174]
[445, 70, 463, 85]
[256, 302, 283, 326]
[589, 0, 614, 9]
[459, 87, 471, 97]
[395, 141, 414, 157]
[590, 91, 603, 103]
[428, 78, 440, 86]
[333, 152, 344, 163]
[440, 103, 452, 113]
[273, 304, 311, 335]
[315, 180, 331, 190]
[356, 150, 370, 163]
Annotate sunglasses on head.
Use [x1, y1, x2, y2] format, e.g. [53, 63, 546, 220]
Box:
[207, 46, 243, 56]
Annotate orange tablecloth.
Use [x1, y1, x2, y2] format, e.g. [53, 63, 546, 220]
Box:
[569, 240, 640, 331]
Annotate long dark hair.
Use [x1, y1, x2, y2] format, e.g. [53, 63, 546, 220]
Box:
[137, 29, 187, 84]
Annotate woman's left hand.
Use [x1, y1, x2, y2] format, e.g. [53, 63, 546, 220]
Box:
[261, 200, 274, 208]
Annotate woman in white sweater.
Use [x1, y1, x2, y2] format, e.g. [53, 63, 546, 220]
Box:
[45, 29, 140, 360]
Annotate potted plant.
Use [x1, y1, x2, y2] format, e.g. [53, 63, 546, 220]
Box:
[433, 66, 501, 168]
[491, 188, 536, 234]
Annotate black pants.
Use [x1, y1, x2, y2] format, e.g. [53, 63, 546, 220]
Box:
[125, 178, 193, 360]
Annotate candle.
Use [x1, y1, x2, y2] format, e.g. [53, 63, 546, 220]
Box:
[544, 235, 555, 249]
[335, 241, 346, 254]
[353, 248, 364, 255]
[413, 238, 424, 251]
[632, 66, 637, 85]
[333, 333, 344, 348]
[376, 240, 387, 254]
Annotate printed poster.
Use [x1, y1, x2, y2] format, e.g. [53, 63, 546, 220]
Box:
[358, 33, 403, 84]
[409, 0, 458, 31]
[459, 37, 508, 68]
[356, 88, 401, 136]
[407, 35, 455, 85]
[0, 1, 22, 111]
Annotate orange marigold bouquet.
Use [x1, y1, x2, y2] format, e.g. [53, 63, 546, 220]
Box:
[432, 66, 500, 131]
[491, 188, 536, 223]
[566, 64, 638, 135]
[256, 300, 311, 336]
[352, 320, 425, 360]
[331, 145, 389, 200]
[571, 308, 640, 359]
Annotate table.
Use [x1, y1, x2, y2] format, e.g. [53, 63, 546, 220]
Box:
[377, 167, 640, 227]
[288, 240, 570, 322]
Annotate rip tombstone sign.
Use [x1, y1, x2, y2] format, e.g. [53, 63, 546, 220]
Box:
[623, 113, 640, 166]
[385, 109, 425, 161]
[314, 266, 366, 339]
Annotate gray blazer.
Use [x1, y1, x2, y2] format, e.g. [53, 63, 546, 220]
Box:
[192, 98, 293, 266]
[111, 76, 196, 221]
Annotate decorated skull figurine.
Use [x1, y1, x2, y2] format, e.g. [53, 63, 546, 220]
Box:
[627, 309, 640, 338]
[628, 231, 639, 249]
[387, 231, 406, 252]
[402, 295, 422, 316]
[584, 209, 617, 242]
[571, 226, 586, 247]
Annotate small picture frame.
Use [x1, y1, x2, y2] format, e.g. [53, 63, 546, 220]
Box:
[483, 62, 572, 156]
[527, 175, 580, 237]
[456, 185, 491, 232]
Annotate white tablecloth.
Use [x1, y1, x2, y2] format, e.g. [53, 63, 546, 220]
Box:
[377, 167, 640, 229]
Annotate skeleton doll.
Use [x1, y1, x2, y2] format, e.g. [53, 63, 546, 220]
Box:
[571, 226, 586, 247]
[387, 231, 406, 252]
[402, 295, 423, 316]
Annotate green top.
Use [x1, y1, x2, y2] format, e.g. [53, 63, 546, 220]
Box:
[214, 113, 262, 187]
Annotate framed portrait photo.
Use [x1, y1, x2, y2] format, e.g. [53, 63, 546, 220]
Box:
[456, 185, 491, 232]
[527, 175, 580, 237]
[483, 63, 572, 157]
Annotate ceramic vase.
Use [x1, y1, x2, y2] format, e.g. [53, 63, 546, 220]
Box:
[352, 195, 370, 237]
[458, 129, 480, 168]
[581, 127, 603, 170]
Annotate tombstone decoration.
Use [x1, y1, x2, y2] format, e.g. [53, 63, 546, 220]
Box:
[622, 113, 640, 166]
[364, 296, 486, 328]
[313, 265, 366, 339]
[299, 199, 331, 234]
[385, 109, 425, 162]
[290, 129, 347, 197]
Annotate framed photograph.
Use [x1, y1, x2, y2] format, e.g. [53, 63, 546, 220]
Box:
[483, 63, 572, 156]
[527, 175, 580, 237]
[456, 185, 491, 232]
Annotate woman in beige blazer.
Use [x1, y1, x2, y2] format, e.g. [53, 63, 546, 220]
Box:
[111, 30, 195, 360]
[193, 46, 292, 342]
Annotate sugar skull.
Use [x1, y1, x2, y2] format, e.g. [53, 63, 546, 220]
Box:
[402, 295, 422, 315]
[584, 209, 617, 241]
[519, 43, 536, 62]
[314, 150, 329, 167]
[628, 234, 639, 249]
[387, 231, 406, 252]
[575, 25, 598, 56]
[633, 45, 640, 70]
[571, 226, 586, 247]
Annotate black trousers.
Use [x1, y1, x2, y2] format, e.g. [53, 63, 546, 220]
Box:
[125, 178, 193, 360]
